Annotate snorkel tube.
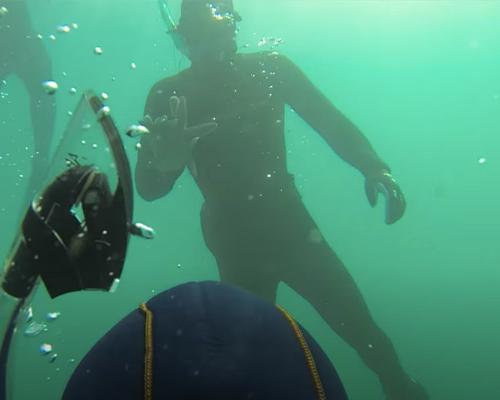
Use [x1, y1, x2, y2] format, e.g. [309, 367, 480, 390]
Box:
[0, 92, 150, 400]
[158, 0, 190, 57]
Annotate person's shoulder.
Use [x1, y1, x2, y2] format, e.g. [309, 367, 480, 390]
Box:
[148, 68, 191, 97]
[236, 51, 295, 71]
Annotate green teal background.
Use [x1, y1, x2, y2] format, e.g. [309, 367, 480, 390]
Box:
[1, 1, 499, 399]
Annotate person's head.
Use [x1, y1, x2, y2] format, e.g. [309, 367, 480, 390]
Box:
[177, 0, 241, 63]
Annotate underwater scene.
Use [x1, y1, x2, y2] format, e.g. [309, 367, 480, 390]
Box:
[1, 1, 499, 399]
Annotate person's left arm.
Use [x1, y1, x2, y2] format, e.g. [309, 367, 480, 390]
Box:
[273, 53, 406, 224]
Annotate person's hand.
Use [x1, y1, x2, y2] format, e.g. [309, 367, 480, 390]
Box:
[364, 170, 406, 224]
[140, 96, 217, 173]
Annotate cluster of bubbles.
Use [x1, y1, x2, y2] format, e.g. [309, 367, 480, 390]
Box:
[23, 306, 62, 364]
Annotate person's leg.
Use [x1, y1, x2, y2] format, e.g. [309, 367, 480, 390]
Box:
[282, 229, 428, 399]
[200, 203, 281, 302]
[16, 40, 56, 201]
[215, 255, 280, 302]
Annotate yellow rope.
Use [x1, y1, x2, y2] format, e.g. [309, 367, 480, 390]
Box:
[139, 303, 154, 400]
[277, 305, 327, 400]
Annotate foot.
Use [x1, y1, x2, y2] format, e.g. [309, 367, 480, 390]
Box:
[383, 376, 429, 400]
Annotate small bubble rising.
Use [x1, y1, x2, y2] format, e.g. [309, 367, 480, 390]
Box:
[42, 81, 58, 95]
[101, 92, 109, 100]
[94, 47, 103, 55]
[478, 157, 486, 164]
[36, 34, 43, 40]
[81, 139, 86, 145]
[0, 6, 8, 17]
[56, 25, 71, 33]
[49, 34, 56, 40]
[67, 111, 73, 116]
[69, 87, 77, 95]
[92, 143, 98, 149]
[135, 143, 142, 151]
[96, 106, 111, 120]
[130, 222, 156, 239]
[39, 343, 53, 355]
[130, 62, 137, 70]
[71, 23, 79, 29]
[46, 312, 61, 321]
[126, 124, 150, 138]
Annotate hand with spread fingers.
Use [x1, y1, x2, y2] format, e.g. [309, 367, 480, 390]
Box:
[140, 95, 218, 173]
[364, 169, 406, 225]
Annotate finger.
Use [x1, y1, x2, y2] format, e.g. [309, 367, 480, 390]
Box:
[184, 122, 218, 142]
[169, 96, 180, 119]
[364, 180, 378, 207]
[385, 188, 406, 225]
[177, 96, 188, 127]
[154, 115, 168, 125]
[141, 115, 153, 129]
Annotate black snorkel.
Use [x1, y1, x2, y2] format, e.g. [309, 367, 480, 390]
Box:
[0, 92, 151, 400]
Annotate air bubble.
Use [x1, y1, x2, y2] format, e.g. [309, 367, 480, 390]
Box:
[42, 81, 58, 95]
[39, 343, 53, 355]
[96, 106, 111, 120]
[126, 124, 150, 138]
[46, 312, 61, 321]
[57, 25, 71, 33]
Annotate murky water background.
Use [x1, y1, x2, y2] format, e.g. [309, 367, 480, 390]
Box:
[1, 1, 499, 399]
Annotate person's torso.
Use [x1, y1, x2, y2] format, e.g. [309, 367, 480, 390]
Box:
[155, 52, 295, 207]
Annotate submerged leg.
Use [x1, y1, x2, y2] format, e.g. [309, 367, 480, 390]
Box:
[17, 41, 56, 203]
[283, 236, 428, 400]
[215, 255, 280, 303]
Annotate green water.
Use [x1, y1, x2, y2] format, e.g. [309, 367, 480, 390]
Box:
[1, 1, 499, 399]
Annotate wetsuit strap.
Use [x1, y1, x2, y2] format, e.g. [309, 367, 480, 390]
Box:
[277, 306, 327, 400]
[139, 303, 154, 400]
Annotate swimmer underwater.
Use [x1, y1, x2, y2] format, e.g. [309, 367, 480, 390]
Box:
[135, 1, 428, 399]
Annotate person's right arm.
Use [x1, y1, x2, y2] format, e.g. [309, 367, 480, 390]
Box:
[135, 84, 184, 201]
[135, 88, 217, 201]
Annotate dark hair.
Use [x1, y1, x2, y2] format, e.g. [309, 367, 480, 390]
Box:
[178, 0, 240, 38]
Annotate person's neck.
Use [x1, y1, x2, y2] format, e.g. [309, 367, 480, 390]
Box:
[190, 52, 237, 73]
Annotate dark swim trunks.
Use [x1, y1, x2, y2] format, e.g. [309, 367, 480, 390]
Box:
[200, 178, 321, 262]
